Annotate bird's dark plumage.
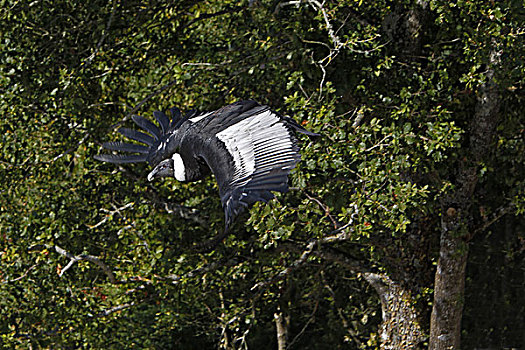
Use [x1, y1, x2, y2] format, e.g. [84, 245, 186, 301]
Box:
[95, 100, 317, 230]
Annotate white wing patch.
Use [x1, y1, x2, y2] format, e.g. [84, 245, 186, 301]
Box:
[216, 110, 297, 186]
[189, 111, 213, 123]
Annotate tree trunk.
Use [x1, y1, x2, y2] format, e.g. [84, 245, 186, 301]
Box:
[274, 308, 289, 350]
[429, 49, 501, 349]
[364, 273, 425, 349]
[429, 207, 471, 349]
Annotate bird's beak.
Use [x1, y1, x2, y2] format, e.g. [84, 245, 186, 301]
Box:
[147, 169, 157, 182]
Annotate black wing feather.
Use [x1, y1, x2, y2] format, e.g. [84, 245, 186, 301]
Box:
[94, 154, 148, 164]
[197, 100, 263, 133]
[170, 107, 189, 130]
[132, 115, 161, 140]
[118, 128, 155, 146]
[102, 141, 150, 154]
[153, 111, 170, 134]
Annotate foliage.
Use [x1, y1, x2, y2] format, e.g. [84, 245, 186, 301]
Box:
[1, 0, 523, 348]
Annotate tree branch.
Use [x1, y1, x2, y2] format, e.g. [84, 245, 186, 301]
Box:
[304, 191, 340, 228]
[469, 201, 516, 240]
[88, 202, 134, 230]
[54, 245, 118, 284]
[84, 0, 116, 67]
[306, 0, 342, 49]
[251, 239, 317, 291]
[49, 133, 90, 163]
[182, 5, 244, 30]
[1, 264, 39, 285]
[312, 246, 372, 274]
[96, 302, 135, 317]
[286, 299, 318, 349]
[251, 217, 365, 292]
[363, 272, 425, 348]
[157, 256, 241, 285]
[115, 166, 208, 226]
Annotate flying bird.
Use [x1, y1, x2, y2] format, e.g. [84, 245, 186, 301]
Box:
[95, 100, 317, 234]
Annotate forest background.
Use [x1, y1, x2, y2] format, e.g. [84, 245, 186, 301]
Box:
[1, 1, 523, 349]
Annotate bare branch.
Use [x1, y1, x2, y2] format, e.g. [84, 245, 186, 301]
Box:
[50, 133, 90, 163]
[251, 216, 360, 292]
[363, 135, 392, 152]
[251, 239, 317, 291]
[84, 0, 116, 67]
[249, 200, 367, 294]
[181, 61, 232, 68]
[321, 271, 363, 347]
[469, 201, 516, 240]
[274, 0, 302, 15]
[96, 302, 135, 317]
[286, 300, 318, 349]
[304, 191, 340, 228]
[317, 63, 327, 100]
[1, 264, 39, 285]
[306, 0, 342, 49]
[88, 202, 134, 230]
[54, 245, 118, 284]
[157, 256, 241, 285]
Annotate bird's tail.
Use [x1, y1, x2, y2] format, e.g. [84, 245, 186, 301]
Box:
[282, 115, 320, 137]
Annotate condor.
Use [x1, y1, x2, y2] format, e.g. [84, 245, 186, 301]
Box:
[95, 100, 317, 231]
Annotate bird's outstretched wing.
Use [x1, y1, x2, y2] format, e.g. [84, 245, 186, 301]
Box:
[187, 100, 317, 229]
[94, 108, 189, 165]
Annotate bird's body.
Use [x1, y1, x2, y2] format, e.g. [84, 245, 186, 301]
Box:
[95, 100, 316, 230]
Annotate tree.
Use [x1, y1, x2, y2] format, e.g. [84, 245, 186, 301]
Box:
[1, 0, 523, 349]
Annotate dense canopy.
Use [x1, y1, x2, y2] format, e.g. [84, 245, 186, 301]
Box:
[1, 1, 523, 349]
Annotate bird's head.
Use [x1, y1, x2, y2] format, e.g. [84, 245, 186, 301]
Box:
[147, 158, 173, 181]
[147, 153, 186, 182]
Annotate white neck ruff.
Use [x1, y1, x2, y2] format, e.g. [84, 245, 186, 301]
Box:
[172, 153, 186, 181]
